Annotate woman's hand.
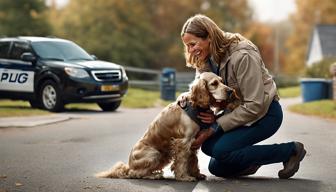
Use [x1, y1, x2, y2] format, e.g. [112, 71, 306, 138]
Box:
[191, 128, 215, 150]
[198, 111, 216, 124]
[176, 92, 189, 108]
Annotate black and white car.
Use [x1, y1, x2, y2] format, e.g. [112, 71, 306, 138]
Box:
[0, 36, 128, 112]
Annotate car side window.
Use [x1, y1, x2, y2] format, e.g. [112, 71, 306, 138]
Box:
[9, 42, 32, 60]
[0, 41, 11, 59]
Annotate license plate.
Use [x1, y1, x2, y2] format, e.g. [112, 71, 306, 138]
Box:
[101, 85, 119, 92]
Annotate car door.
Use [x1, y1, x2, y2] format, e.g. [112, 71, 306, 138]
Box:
[0, 41, 35, 93]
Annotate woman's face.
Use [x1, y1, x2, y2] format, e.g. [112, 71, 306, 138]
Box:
[182, 33, 210, 62]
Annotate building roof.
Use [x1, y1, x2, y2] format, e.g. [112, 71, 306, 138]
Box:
[315, 25, 336, 57]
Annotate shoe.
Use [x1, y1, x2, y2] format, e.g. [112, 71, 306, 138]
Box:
[235, 165, 261, 177]
[278, 142, 306, 179]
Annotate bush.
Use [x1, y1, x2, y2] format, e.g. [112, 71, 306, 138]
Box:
[273, 75, 299, 88]
[305, 58, 336, 78]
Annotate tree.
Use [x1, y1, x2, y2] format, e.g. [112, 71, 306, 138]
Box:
[244, 21, 275, 71]
[50, 0, 253, 70]
[0, 0, 51, 36]
[284, 0, 336, 75]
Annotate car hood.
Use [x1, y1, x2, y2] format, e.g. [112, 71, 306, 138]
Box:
[47, 60, 122, 69]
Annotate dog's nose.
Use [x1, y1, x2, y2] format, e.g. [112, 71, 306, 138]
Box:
[227, 89, 233, 97]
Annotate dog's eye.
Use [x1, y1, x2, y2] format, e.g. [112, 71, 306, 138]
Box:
[210, 80, 218, 87]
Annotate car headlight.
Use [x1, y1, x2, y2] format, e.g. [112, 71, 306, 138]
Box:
[121, 67, 128, 80]
[64, 67, 89, 78]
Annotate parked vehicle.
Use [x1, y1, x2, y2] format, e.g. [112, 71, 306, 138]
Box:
[0, 36, 128, 112]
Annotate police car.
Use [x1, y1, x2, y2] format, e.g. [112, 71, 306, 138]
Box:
[0, 36, 128, 112]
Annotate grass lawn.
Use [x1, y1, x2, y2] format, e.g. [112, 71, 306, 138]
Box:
[0, 100, 50, 117]
[288, 100, 336, 120]
[0, 88, 172, 117]
[278, 86, 301, 98]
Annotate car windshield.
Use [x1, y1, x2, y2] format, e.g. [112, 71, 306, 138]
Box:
[31, 40, 93, 61]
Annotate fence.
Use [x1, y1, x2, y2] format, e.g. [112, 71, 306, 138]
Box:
[124, 66, 194, 92]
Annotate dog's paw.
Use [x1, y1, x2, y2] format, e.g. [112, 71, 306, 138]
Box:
[176, 175, 197, 182]
[196, 173, 206, 180]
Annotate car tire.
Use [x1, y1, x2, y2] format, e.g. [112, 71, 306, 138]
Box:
[98, 101, 121, 111]
[39, 80, 64, 112]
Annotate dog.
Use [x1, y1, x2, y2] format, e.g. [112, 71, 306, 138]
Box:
[95, 72, 240, 181]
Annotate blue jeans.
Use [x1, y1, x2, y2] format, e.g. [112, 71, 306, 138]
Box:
[201, 100, 295, 177]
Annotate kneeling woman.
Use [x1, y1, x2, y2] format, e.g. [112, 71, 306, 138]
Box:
[180, 14, 306, 179]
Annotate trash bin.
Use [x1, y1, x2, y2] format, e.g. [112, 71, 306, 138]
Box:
[160, 68, 176, 100]
[300, 78, 333, 102]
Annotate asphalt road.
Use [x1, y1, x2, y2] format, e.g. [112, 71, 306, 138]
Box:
[0, 98, 336, 192]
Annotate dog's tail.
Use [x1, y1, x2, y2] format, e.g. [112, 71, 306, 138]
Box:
[95, 161, 130, 178]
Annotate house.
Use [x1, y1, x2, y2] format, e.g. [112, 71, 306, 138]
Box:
[306, 25, 336, 66]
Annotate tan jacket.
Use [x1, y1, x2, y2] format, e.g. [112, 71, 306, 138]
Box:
[197, 33, 279, 132]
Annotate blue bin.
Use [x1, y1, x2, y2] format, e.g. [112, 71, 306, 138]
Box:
[300, 78, 332, 102]
[160, 68, 176, 100]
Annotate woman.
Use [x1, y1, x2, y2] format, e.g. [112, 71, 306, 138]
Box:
[180, 14, 306, 179]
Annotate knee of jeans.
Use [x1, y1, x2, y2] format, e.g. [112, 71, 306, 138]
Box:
[208, 159, 220, 176]
[201, 144, 212, 156]
[212, 148, 230, 160]
[208, 158, 231, 177]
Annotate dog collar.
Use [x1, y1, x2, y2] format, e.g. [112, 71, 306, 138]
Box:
[178, 101, 212, 130]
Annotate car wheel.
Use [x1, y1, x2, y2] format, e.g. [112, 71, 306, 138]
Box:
[98, 101, 121, 111]
[39, 80, 64, 112]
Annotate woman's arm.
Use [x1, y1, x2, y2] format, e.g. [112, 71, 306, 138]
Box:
[191, 127, 215, 149]
[216, 51, 266, 132]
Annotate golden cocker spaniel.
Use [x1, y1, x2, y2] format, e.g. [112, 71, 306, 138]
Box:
[96, 72, 239, 181]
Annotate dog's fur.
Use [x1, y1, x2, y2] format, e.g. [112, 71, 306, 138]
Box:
[95, 72, 239, 181]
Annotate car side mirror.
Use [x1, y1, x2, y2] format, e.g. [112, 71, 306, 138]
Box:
[21, 52, 36, 62]
[91, 55, 98, 60]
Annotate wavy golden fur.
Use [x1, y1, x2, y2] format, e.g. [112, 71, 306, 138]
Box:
[96, 72, 240, 181]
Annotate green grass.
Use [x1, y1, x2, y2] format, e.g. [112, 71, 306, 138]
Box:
[288, 100, 336, 120]
[0, 88, 173, 117]
[278, 86, 301, 98]
[0, 100, 50, 117]
[122, 87, 171, 108]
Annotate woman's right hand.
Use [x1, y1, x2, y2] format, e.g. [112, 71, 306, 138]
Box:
[198, 111, 216, 124]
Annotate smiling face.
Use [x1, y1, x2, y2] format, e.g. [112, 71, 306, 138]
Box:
[182, 33, 210, 63]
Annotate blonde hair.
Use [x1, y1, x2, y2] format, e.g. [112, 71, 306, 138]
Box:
[181, 14, 241, 69]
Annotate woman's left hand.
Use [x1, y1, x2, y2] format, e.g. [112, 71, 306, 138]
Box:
[198, 111, 216, 124]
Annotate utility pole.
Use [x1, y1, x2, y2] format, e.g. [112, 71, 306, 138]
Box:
[273, 25, 280, 76]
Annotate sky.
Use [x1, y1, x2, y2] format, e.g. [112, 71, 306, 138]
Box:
[51, 0, 296, 22]
[248, 0, 296, 22]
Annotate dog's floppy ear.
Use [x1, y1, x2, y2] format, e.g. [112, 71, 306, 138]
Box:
[190, 79, 210, 108]
[232, 89, 240, 100]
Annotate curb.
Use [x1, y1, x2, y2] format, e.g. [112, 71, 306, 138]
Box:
[0, 115, 73, 128]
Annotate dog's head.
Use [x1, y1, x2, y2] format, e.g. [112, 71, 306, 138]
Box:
[189, 72, 239, 109]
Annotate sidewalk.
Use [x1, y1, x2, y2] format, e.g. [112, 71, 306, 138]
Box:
[0, 114, 72, 128]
